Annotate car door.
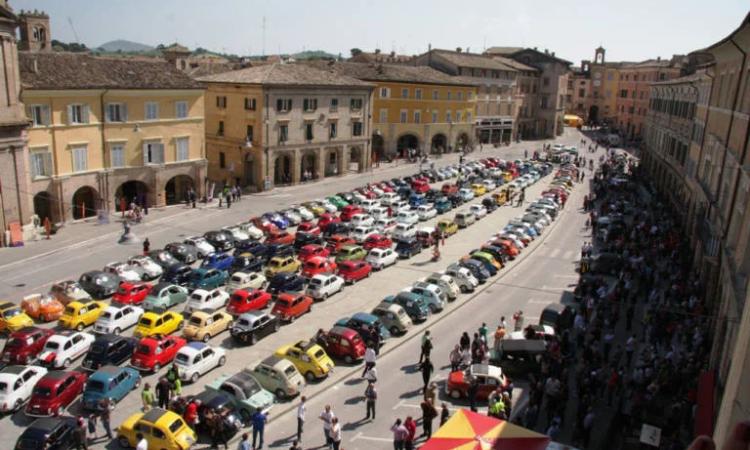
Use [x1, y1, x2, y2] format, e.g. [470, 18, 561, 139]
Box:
[200, 348, 215, 374]
[21, 368, 37, 398]
[71, 333, 87, 358]
[256, 315, 270, 338]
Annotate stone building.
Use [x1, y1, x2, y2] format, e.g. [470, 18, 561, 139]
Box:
[199, 63, 374, 191]
[566, 65, 591, 121]
[16, 8, 49, 51]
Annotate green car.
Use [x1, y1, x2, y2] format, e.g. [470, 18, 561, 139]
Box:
[335, 245, 367, 263]
[142, 282, 189, 311]
[470, 251, 502, 271]
[205, 371, 274, 423]
[327, 196, 349, 210]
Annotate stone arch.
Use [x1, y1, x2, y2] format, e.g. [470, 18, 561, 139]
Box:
[71, 186, 98, 220]
[33, 191, 55, 224]
[165, 174, 195, 206]
[456, 132, 470, 152]
[300, 152, 318, 182]
[431, 133, 447, 154]
[274, 154, 292, 185]
[324, 148, 339, 177]
[396, 133, 420, 159]
[372, 133, 385, 164]
[115, 180, 150, 212]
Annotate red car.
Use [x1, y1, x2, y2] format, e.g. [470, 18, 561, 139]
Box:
[412, 179, 430, 193]
[363, 234, 393, 251]
[130, 335, 186, 372]
[446, 364, 511, 401]
[26, 370, 87, 417]
[317, 213, 341, 231]
[489, 238, 520, 259]
[297, 222, 321, 236]
[265, 230, 295, 245]
[298, 244, 331, 262]
[337, 260, 372, 284]
[361, 190, 378, 199]
[441, 183, 459, 195]
[1, 327, 55, 365]
[271, 293, 313, 322]
[250, 217, 279, 235]
[112, 282, 152, 305]
[301, 257, 337, 278]
[340, 205, 364, 222]
[317, 326, 366, 363]
[227, 289, 272, 315]
[326, 235, 356, 252]
[378, 183, 394, 193]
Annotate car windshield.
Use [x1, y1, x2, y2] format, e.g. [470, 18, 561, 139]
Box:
[139, 317, 153, 326]
[44, 341, 60, 350]
[175, 353, 190, 364]
[238, 318, 251, 327]
[64, 306, 76, 315]
[3, 307, 21, 318]
[88, 342, 107, 354]
[86, 380, 105, 392]
[6, 337, 28, 347]
[136, 344, 152, 354]
[32, 385, 52, 397]
[100, 311, 114, 320]
[116, 286, 129, 295]
[16, 439, 40, 450]
[309, 278, 322, 286]
[313, 349, 325, 360]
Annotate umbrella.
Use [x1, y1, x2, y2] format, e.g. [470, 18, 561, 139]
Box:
[420, 409, 550, 450]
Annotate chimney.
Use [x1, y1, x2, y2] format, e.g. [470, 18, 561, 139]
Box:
[534, 46, 538, 51]
[657, 56, 661, 61]
[428, 43, 431, 52]
[544, 49, 548, 54]
[375, 48, 381, 55]
[390, 50, 395, 58]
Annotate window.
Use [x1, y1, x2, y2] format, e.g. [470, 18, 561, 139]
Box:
[143, 142, 164, 164]
[446, 92, 452, 101]
[305, 123, 314, 140]
[329, 122, 337, 139]
[579, 88, 585, 98]
[379, 87, 390, 98]
[350, 98, 363, 111]
[244, 97, 257, 111]
[634, 74, 639, 82]
[467, 112, 472, 122]
[457, 91, 463, 101]
[72, 145, 88, 172]
[217, 121, 224, 136]
[29, 104, 50, 126]
[415, 89, 422, 100]
[414, 111, 421, 124]
[67, 104, 88, 124]
[432, 111, 438, 123]
[400, 110, 407, 123]
[620, 89, 628, 98]
[445, 111, 452, 123]
[608, 72, 614, 81]
[276, 98, 292, 112]
[219, 152, 226, 169]
[352, 121, 363, 136]
[456, 111, 462, 122]
[246, 125, 254, 142]
[106, 103, 127, 122]
[110, 144, 125, 168]
[401, 88, 409, 98]
[279, 124, 288, 143]
[175, 137, 189, 162]
[330, 98, 339, 112]
[543, 77, 550, 87]
[145, 102, 159, 120]
[30, 149, 52, 178]
[432, 90, 438, 100]
[378, 109, 387, 123]
[175, 101, 188, 118]
[216, 96, 227, 108]
[303, 98, 318, 112]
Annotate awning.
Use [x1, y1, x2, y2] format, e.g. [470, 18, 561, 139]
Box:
[694, 370, 715, 437]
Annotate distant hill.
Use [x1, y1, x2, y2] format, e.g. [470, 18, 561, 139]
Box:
[97, 40, 154, 53]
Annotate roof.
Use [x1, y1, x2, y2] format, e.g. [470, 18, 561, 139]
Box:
[698, 12, 750, 54]
[142, 408, 169, 423]
[306, 61, 477, 87]
[19, 52, 202, 90]
[1, 365, 27, 375]
[350, 51, 414, 64]
[499, 338, 547, 352]
[260, 354, 285, 367]
[187, 62, 239, 79]
[186, 342, 208, 351]
[429, 49, 518, 72]
[24, 417, 73, 434]
[470, 363, 503, 378]
[198, 62, 373, 88]
[93, 334, 122, 344]
[90, 366, 121, 378]
[490, 56, 538, 72]
[329, 326, 356, 336]
[162, 43, 190, 54]
[485, 46, 524, 56]
[508, 48, 573, 66]
[225, 371, 259, 390]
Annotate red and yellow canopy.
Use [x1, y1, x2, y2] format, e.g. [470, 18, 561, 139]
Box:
[420, 409, 550, 450]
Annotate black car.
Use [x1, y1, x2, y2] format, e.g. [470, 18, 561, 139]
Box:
[395, 238, 423, 258]
[78, 271, 120, 298]
[173, 390, 242, 436]
[448, 193, 464, 208]
[15, 416, 77, 450]
[204, 230, 234, 251]
[148, 249, 181, 270]
[267, 273, 306, 296]
[481, 197, 498, 212]
[161, 263, 193, 287]
[459, 259, 490, 283]
[424, 188, 440, 202]
[293, 232, 325, 250]
[231, 254, 264, 273]
[234, 239, 263, 254]
[323, 222, 350, 237]
[235, 241, 271, 260]
[397, 187, 413, 200]
[164, 243, 199, 264]
[337, 192, 354, 203]
[266, 243, 295, 259]
[82, 334, 137, 371]
[230, 312, 280, 345]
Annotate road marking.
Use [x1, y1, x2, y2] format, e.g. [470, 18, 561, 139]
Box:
[351, 432, 393, 443]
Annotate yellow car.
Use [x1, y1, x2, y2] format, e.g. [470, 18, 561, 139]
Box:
[436, 219, 458, 237]
[117, 408, 196, 450]
[302, 202, 325, 216]
[183, 309, 233, 342]
[0, 302, 34, 332]
[274, 340, 334, 382]
[265, 256, 301, 278]
[502, 171, 514, 183]
[134, 310, 184, 338]
[493, 190, 508, 206]
[58, 299, 107, 331]
[471, 183, 487, 196]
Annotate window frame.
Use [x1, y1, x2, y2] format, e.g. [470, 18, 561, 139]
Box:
[71, 144, 88, 173]
[145, 102, 159, 121]
[175, 101, 189, 119]
[175, 137, 189, 162]
[109, 143, 125, 168]
[30, 147, 53, 178]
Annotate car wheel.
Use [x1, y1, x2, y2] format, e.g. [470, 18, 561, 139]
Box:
[191, 372, 200, 383]
[202, 333, 211, 343]
[273, 322, 280, 332]
[153, 362, 161, 373]
[344, 355, 353, 364]
[240, 409, 252, 425]
[63, 358, 71, 368]
[54, 405, 64, 416]
[113, 327, 121, 336]
[429, 304, 438, 313]
[133, 377, 141, 389]
[13, 399, 22, 411]
[177, 321, 184, 330]
[304, 371, 316, 382]
[450, 390, 462, 399]
[118, 436, 132, 448]
[75, 323, 84, 332]
[390, 326, 400, 336]
[289, 314, 296, 323]
[323, 293, 329, 300]
[249, 333, 257, 345]
[218, 356, 226, 366]
[460, 285, 469, 293]
[274, 388, 286, 399]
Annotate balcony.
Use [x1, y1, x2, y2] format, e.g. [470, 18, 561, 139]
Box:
[698, 218, 720, 258]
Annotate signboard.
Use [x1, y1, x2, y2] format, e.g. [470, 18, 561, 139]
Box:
[639, 424, 662, 447]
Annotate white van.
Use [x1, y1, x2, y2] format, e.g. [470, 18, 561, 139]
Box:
[392, 222, 417, 241]
[380, 192, 400, 206]
[370, 206, 389, 220]
[375, 217, 398, 235]
[396, 211, 419, 226]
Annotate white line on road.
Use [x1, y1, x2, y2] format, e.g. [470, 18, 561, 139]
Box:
[351, 432, 392, 442]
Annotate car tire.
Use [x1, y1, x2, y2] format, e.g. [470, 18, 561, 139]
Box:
[249, 334, 257, 345]
[275, 388, 286, 399]
[63, 358, 71, 368]
[191, 372, 200, 384]
[323, 293, 329, 300]
[289, 314, 296, 323]
[390, 326, 400, 336]
[13, 399, 22, 411]
[460, 285, 469, 293]
[240, 409, 252, 425]
[218, 356, 227, 366]
[344, 355, 353, 364]
[153, 362, 161, 373]
[75, 323, 84, 332]
[450, 390, 462, 399]
[429, 304, 438, 313]
[113, 327, 121, 335]
[54, 405, 64, 416]
[304, 371, 316, 382]
[273, 322, 280, 332]
[202, 333, 211, 343]
[118, 436, 132, 448]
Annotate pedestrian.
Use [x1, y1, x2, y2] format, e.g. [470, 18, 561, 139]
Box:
[371, 325, 382, 354]
[211, 409, 229, 450]
[141, 382, 155, 411]
[251, 409, 267, 450]
[468, 376, 479, 412]
[166, 363, 179, 386]
[424, 382, 437, 406]
[420, 398, 438, 439]
[391, 418, 408, 450]
[86, 414, 98, 443]
[418, 330, 432, 364]
[363, 344, 376, 377]
[183, 398, 200, 430]
[238, 433, 251, 450]
[420, 357, 434, 392]
[329, 417, 342, 450]
[460, 331, 471, 351]
[156, 377, 171, 409]
[404, 416, 417, 450]
[226, 191, 232, 209]
[364, 381, 377, 420]
[449, 344, 462, 372]
[500, 316, 508, 329]
[513, 310, 524, 331]
[296, 396, 306, 443]
[440, 403, 450, 426]
[288, 440, 302, 450]
[479, 322, 488, 344]
[319, 405, 336, 449]
[625, 334, 636, 366]
[135, 432, 148, 450]
[99, 399, 114, 440]
[73, 417, 88, 450]
[142, 238, 150, 256]
[524, 149, 528, 159]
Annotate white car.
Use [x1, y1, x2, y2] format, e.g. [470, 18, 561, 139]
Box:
[370, 206, 389, 220]
[351, 193, 367, 205]
[222, 226, 250, 242]
[392, 222, 417, 241]
[184, 288, 229, 314]
[503, 226, 532, 243]
[392, 200, 411, 214]
[469, 204, 488, 220]
[395, 211, 419, 226]
[415, 205, 437, 221]
[380, 192, 399, 206]
[351, 226, 377, 243]
[365, 248, 398, 270]
[444, 265, 479, 292]
[280, 210, 302, 226]
[359, 199, 380, 213]
[39, 331, 95, 369]
[127, 256, 163, 280]
[374, 218, 398, 235]
[94, 304, 144, 335]
[458, 188, 475, 201]
[350, 214, 375, 228]
[305, 274, 345, 300]
[317, 200, 338, 214]
[0, 365, 47, 413]
[174, 342, 227, 383]
[103, 262, 141, 282]
[226, 271, 267, 294]
[237, 223, 264, 240]
[482, 179, 497, 191]
[293, 206, 315, 222]
[422, 273, 460, 301]
[183, 236, 216, 258]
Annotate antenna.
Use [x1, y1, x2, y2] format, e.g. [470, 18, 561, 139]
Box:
[67, 17, 81, 44]
[262, 16, 266, 57]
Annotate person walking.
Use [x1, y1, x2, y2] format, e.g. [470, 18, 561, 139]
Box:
[99, 399, 114, 440]
[329, 417, 342, 450]
[418, 331, 433, 364]
[449, 344, 462, 372]
[226, 190, 232, 209]
[288, 440, 302, 450]
[183, 399, 200, 430]
[459, 332, 470, 351]
[141, 383, 155, 411]
[403, 416, 417, 450]
[156, 377, 171, 409]
[424, 382, 437, 406]
[142, 238, 150, 256]
[362, 344, 377, 377]
[86, 414, 98, 443]
[319, 405, 336, 449]
[73, 417, 88, 450]
[364, 381, 377, 421]
[440, 403, 450, 426]
[391, 418, 408, 450]
[513, 310, 524, 331]
[251, 409, 267, 450]
[420, 398, 438, 439]
[296, 396, 306, 443]
[420, 357, 434, 392]
[468, 376, 479, 412]
[238, 433, 251, 450]
[210, 410, 229, 450]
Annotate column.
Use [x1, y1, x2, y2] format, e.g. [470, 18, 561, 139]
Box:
[291, 150, 301, 184]
[337, 147, 346, 175]
[316, 149, 326, 179]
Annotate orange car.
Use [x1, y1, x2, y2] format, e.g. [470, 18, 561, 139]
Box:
[490, 238, 520, 259]
[21, 294, 65, 322]
[326, 234, 356, 253]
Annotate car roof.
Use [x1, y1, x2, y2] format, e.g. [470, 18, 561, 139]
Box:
[24, 416, 74, 434]
[1, 365, 27, 375]
[187, 342, 208, 351]
[499, 338, 547, 352]
[0, 301, 17, 310]
[93, 334, 123, 344]
[471, 363, 503, 379]
[142, 408, 170, 424]
[260, 354, 286, 368]
[329, 326, 357, 337]
[351, 312, 376, 322]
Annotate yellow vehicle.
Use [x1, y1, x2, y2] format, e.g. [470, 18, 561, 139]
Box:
[117, 408, 196, 450]
[493, 190, 508, 206]
[183, 309, 233, 342]
[134, 310, 184, 338]
[274, 340, 335, 382]
[265, 256, 301, 278]
[302, 202, 325, 216]
[502, 171, 514, 183]
[436, 219, 458, 237]
[58, 299, 107, 331]
[0, 302, 34, 332]
[471, 183, 487, 197]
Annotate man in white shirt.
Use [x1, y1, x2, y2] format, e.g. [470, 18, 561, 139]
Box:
[136, 433, 148, 450]
[362, 345, 377, 377]
[296, 396, 306, 443]
[319, 404, 336, 449]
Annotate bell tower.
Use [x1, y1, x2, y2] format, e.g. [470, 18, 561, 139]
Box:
[18, 9, 50, 51]
[594, 46, 606, 65]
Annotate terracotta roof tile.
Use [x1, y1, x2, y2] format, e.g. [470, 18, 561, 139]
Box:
[431, 49, 518, 72]
[197, 63, 373, 88]
[305, 61, 477, 87]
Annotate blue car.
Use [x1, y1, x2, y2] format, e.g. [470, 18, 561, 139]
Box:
[267, 272, 306, 296]
[335, 312, 391, 346]
[82, 365, 141, 411]
[263, 213, 289, 230]
[201, 252, 235, 271]
[189, 268, 228, 290]
[434, 197, 452, 214]
[409, 194, 426, 207]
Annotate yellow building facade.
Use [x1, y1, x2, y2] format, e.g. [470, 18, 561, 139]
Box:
[20, 52, 206, 222]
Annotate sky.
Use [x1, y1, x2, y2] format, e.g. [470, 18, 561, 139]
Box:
[11, 0, 749, 64]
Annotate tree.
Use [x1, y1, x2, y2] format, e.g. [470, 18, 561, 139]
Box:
[350, 48, 363, 58]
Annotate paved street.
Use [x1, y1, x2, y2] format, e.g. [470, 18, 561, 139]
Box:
[0, 128, 593, 449]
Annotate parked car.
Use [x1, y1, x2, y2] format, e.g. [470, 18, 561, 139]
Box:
[164, 243, 199, 265]
[365, 247, 398, 270]
[382, 293, 429, 323]
[371, 302, 412, 335]
[147, 250, 182, 270]
[454, 210, 476, 228]
[265, 230, 295, 246]
[446, 363, 510, 400]
[444, 265, 479, 292]
[82, 334, 137, 371]
[39, 331, 95, 369]
[117, 408, 196, 450]
[174, 342, 226, 383]
[201, 253, 234, 272]
[204, 230, 235, 251]
[103, 262, 142, 283]
[112, 282, 152, 306]
[0, 365, 47, 413]
[25, 370, 87, 417]
[270, 293, 313, 322]
[275, 341, 335, 382]
[395, 238, 422, 258]
[316, 326, 366, 364]
[184, 288, 229, 314]
[266, 273, 307, 297]
[334, 313, 391, 348]
[422, 273, 460, 301]
[0, 302, 34, 332]
[142, 283, 189, 311]
[130, 334, 187, 372]
[161, 264, 193, 287]
[188, 268, 228, 291]
[229, 254, 264, 274]
[305, 274, 345, 300]
[93, 305, 143, 335]
[133, 310, 184, 338]
[247, 355, 305, 399]
[82, 365, 141, 410]
[183, 309, 233, 342]
[1, 327, 55, 365]
[227, 289, 272, 316]
[326, 234, 356, 252]
[337, 260, 372, 283]
[78, 271, 119, 299]
[183, 236, 216, 258]
[362, 234, 393, 251]
[58, 300, 107, 331]
[301, 256, 337, 279]
[335, 245, 367, 263]
[230, 312, 280, 345]
[406, 283, 447, 313]
[265, 255, 301, 278]
[205, 371, 274, 424]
